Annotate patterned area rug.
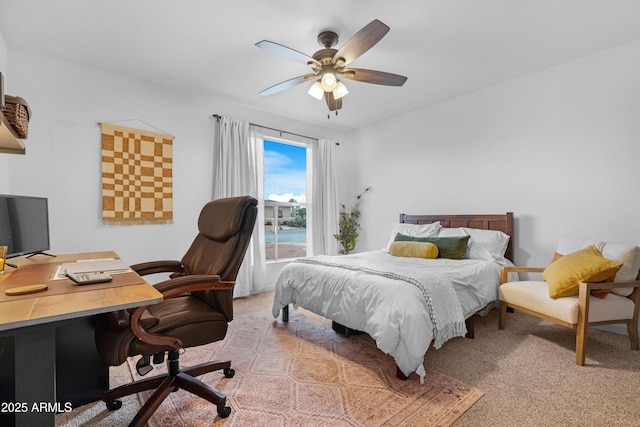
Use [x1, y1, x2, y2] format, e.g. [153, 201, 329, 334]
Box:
[128, 310, 483, 427]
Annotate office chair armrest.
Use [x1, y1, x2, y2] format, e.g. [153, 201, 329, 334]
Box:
[128, 279, 235, 348]
[153, 274, 227, 294]
[130, 260, 185, 276]
[500, 266, 545, 284]
[129, 305, 184, 349]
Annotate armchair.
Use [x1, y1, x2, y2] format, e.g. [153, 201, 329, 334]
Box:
[95, 196, 258, 426]
[498, 239, 640, 365]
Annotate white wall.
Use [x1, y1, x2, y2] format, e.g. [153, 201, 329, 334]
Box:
[342, 39, 640, 269]
[4, 47, 344, 268]
[0, 26, 8, 193]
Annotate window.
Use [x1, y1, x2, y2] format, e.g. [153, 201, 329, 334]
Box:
[263, 139, 307, 261]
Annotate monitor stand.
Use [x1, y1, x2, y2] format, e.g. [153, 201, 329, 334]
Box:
[26, 251, 56, 259]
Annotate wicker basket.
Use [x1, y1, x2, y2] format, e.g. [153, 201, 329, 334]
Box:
[3, 95, 31, 139]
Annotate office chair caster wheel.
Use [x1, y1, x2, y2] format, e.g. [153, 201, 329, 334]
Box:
[224, 367, 235, 378]
[217, 405, 231, 418]
[105, 399, 122, 411]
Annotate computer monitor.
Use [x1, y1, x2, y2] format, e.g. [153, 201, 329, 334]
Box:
[0, 194, 51, 258]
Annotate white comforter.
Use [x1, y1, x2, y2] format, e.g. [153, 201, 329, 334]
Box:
[272, 250, 504, 383]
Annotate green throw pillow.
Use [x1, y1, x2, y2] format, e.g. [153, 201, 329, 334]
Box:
[394, 233, 470, 259]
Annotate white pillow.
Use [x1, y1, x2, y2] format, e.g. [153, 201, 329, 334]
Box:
[384, 222, 440, 252]
[438, 227, 500, 261]
[437, 227, 464, 237]
[555, 238, 603, 255]
[602, 243, 640, 296]
[555, 238, 640, 296]
[460, 227, 510, 261]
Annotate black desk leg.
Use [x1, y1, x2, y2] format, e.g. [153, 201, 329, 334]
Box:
[15, 328, 56, 427]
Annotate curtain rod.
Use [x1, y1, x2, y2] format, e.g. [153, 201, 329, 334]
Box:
[211, 114, 339, 145]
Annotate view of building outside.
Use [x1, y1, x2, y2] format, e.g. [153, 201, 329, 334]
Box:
[263, 139, 307, 261]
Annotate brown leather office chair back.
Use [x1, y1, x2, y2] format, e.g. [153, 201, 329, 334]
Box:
[180, 196, 257, 320]
[96, 195, 258, 424]
[182, 196, 257, 279]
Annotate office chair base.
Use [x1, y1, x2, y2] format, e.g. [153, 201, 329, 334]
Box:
[103, 356, 234, 426]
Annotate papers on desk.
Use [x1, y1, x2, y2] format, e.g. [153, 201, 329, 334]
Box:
[52, 258, 132, 280]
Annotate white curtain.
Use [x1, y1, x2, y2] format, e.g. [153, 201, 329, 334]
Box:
[309, 138, 339, 256]
[213, 116, 266, 297]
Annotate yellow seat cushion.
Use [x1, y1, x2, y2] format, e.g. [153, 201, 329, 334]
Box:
[542, 245, 623, 298]
[389, 241, 439, 259]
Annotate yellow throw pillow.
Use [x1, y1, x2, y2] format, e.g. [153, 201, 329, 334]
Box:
[550, 251, 611, 299]
[389, 241, 439, 259]
[543, 245, 623, 298]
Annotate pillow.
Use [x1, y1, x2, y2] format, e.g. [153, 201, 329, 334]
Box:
[555, 238, 640, 296]
[437, 227, 465, 237]
[394, 233, 470, 260]
[439, 227, 507, 261]
[601, 243, 640, 296]
[555, 238, 603, 255]
[384, 222, 440, 252]
[389, 241, 439, 259]
[460, 228, 510, 260]
[549, 251, 610, 298]
[543, 245, 623, 298]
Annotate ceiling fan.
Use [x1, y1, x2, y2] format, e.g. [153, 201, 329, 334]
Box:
[256, 19, 407, 115]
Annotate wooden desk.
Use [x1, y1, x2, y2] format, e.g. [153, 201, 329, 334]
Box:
[0, 251, 162, 427]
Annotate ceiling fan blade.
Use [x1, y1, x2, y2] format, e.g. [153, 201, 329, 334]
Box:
[341, 68, 407, 86]
[259, 74, 316, 96]
[332, 19, 390, 67]
[324, 91, 342, 111]
[255, 40, 322, 68]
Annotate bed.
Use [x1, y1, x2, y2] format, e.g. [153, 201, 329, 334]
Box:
[272, 212, 514, 383]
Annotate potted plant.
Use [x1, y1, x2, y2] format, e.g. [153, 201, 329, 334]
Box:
[333, 187, 371, 254]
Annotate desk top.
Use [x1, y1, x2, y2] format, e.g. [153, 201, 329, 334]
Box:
[0, 251, 163, 332]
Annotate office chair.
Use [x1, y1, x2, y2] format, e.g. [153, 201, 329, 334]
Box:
[95, 196, 258, 426]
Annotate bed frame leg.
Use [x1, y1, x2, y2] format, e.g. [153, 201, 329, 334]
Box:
[396, 365, 409, 380]
[282, 305, 289, 322]
[465, 316, 475, 339]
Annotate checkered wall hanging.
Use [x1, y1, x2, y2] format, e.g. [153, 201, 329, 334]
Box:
[100, 123, 174, 225]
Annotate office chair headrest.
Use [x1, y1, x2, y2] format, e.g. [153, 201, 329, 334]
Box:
[198, 196, 258, 242]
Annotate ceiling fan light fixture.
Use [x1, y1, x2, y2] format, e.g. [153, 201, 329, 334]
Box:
[308, 81, 324, 100]
[333, 81, 348, 100]
[320, 72, 338, 92]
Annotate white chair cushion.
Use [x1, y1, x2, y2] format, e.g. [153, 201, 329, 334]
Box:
[499, 280, 635, 324]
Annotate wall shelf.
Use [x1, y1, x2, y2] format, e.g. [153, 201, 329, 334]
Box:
[0, 111, 26, 155]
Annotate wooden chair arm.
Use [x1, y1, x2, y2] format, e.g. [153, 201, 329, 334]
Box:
[500, 266, 545, 284]
[579, 280, 640, 292]
[130, 259, 185, 276]
[128, 279, 235, 349]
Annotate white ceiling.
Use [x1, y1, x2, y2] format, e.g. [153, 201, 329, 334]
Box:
[2, 0, 640, 132]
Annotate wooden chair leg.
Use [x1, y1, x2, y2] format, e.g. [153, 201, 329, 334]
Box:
[576, 286, 589, 366]
[627, 322, 639, 350]
[575, 326, 587, 365]
[498, 302, 507, 330]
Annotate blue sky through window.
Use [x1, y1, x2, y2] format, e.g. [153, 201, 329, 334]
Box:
[264, 140, 306, 203]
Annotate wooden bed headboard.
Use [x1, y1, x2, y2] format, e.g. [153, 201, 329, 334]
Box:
[399, 212, 514, 262]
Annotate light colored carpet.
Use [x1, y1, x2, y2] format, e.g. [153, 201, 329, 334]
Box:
[57, 291, 640, 426]
[132, 310, 482, 426]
